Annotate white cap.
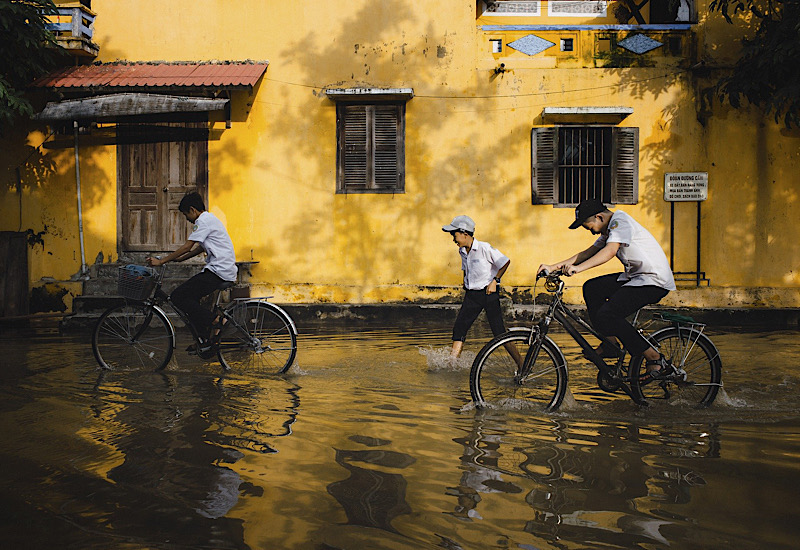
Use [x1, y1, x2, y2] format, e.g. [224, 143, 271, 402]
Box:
[442, 215, 475, 233]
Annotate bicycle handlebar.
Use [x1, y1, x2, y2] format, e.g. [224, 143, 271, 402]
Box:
[537, 267, 565, 280]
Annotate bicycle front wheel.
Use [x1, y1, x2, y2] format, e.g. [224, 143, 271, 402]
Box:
[470, 331, 568, 411]
[629, 326, 722, 407]
[217, 302, 297, 373]
[92, 303, 175, 371]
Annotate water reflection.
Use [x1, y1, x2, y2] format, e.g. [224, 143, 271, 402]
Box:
[88, 371, 302, 520]
[1, 327, 799, 549]
[327, 444, 416, 533]
[452, 412, 723, 547]
[0, 332, 302, 548]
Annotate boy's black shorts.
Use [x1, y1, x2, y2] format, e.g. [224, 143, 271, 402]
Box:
[452, 289, 507, 342]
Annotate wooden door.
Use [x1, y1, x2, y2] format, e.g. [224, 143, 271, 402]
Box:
[0, 232, 28, 317]
[118, 122, 208, 252]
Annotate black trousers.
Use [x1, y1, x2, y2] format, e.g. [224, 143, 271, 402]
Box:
[171, 269, 225, 339]
[452, 289, 507, 342]
[582, 273, 669, 356]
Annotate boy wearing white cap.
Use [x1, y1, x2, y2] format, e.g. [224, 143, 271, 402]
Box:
[442, 215, 513, 359]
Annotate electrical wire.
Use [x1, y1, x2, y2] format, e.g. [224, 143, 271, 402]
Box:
[265, 68, 688, 100]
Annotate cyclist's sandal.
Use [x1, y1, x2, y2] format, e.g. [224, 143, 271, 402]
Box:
[639, 355, 675, 383]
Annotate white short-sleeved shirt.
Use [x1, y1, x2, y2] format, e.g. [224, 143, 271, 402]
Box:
[594, 210, 676, 291]
[460, 239, 510, 290]
[188, 211, 238, 282]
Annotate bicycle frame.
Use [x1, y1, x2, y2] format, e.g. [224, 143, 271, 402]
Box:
[134, 265, 221, 348]
[525, 275, 643, 404]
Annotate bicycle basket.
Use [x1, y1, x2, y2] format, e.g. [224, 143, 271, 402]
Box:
[117, 265, 156, 300]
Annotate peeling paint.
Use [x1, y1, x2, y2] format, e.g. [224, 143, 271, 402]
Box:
[25, 227, 47, 249]
[30, 284, 69, 313]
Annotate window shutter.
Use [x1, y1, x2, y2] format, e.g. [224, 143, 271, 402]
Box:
[373, 104, 404, 190]
[531, 127, 557, 204]
[341, 105, 369, 190]
[337, 103, 405, 193]
[611, 127, 639, 204]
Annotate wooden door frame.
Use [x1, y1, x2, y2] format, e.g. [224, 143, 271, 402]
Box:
[116, 118, 209, 257]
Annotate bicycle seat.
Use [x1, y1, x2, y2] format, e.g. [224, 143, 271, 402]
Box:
[218, 280, 236, 291]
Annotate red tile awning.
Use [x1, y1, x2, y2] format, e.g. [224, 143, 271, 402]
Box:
[31, 61, 269, 89]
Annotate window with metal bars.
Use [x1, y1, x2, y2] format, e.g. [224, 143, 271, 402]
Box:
[531, 125, 639, 206]
[336, 102, 405, 193]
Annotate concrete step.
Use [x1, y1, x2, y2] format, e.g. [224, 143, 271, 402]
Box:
[88, 261, 205, 280]
[82, 276, 193, 297]
[82, 261, 206, 299]
[73, 295, 127, 314]
[63, 308, 188, 332]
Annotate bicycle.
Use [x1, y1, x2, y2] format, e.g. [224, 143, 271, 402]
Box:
[469, 269, 722, 411]
[91, 264, 298, 373]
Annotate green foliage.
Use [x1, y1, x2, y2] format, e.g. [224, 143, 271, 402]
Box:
[709, 0, 800, 128]
[0, 0, 66, 130]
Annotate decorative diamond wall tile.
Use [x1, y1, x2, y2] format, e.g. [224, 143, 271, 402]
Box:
[507, 34, 556, 56]
[617, 34, 663, 54]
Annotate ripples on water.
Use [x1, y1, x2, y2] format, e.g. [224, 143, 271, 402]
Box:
[1, 325, 799, 549]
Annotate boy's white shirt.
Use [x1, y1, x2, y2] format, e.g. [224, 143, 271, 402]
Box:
[593, 210, 676, 291]
[188, 211, 238, 282]
[460, 239, 510, 290]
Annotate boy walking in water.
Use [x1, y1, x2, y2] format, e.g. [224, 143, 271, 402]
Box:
[538, 199, 676, 380]
[147, 192, 238, 352]
[442, 215, 516, 361]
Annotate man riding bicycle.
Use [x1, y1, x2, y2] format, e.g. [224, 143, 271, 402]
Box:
[146, 192, 237, 354]
[538, 199, 676, 381]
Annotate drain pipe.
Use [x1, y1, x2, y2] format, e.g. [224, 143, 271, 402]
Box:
[73, 120, 87, 279]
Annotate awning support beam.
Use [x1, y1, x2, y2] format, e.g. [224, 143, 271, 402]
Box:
[73, 121, 88, 279]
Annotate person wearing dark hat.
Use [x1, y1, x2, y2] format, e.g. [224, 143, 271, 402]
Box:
[537, 199, 676, 380]
[442, 215, 518, 363]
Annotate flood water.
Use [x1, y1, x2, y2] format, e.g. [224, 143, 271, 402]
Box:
[1, 322, 799, 549]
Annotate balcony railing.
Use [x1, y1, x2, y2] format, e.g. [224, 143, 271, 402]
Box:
[45, 4, 98, 58]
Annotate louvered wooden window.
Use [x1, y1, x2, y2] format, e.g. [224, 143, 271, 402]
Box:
[336, 102, 405, 193]
[531, 125, 639, 206]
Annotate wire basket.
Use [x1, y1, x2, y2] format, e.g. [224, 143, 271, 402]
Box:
[118, 265, 156, 301]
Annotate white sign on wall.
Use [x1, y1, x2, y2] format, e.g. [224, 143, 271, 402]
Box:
[664, 172, 708, 202]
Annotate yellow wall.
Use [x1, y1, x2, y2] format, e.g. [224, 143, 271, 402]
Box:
[2, 0, 799, 310]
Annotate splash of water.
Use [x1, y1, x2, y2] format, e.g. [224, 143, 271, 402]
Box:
[555, 388, 586, 412]
[460, 397, 546, 413]
[284, 363, 309, 376]
[419, 346, 476, 372]
[714, 387, 748, 408]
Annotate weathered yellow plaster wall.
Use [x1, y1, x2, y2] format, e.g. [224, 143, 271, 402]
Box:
[1, 0, 798, 310]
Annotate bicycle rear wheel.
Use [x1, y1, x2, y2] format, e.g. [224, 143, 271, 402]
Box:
[217, 302, 297, 373]
[629, 326, 722, 407]
[470, 331, 568, 411]
[92, 303, 175, 371]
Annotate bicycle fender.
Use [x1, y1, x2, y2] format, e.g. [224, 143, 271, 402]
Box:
[147, 304, 176, 349]
[244, 300, 298, 336]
